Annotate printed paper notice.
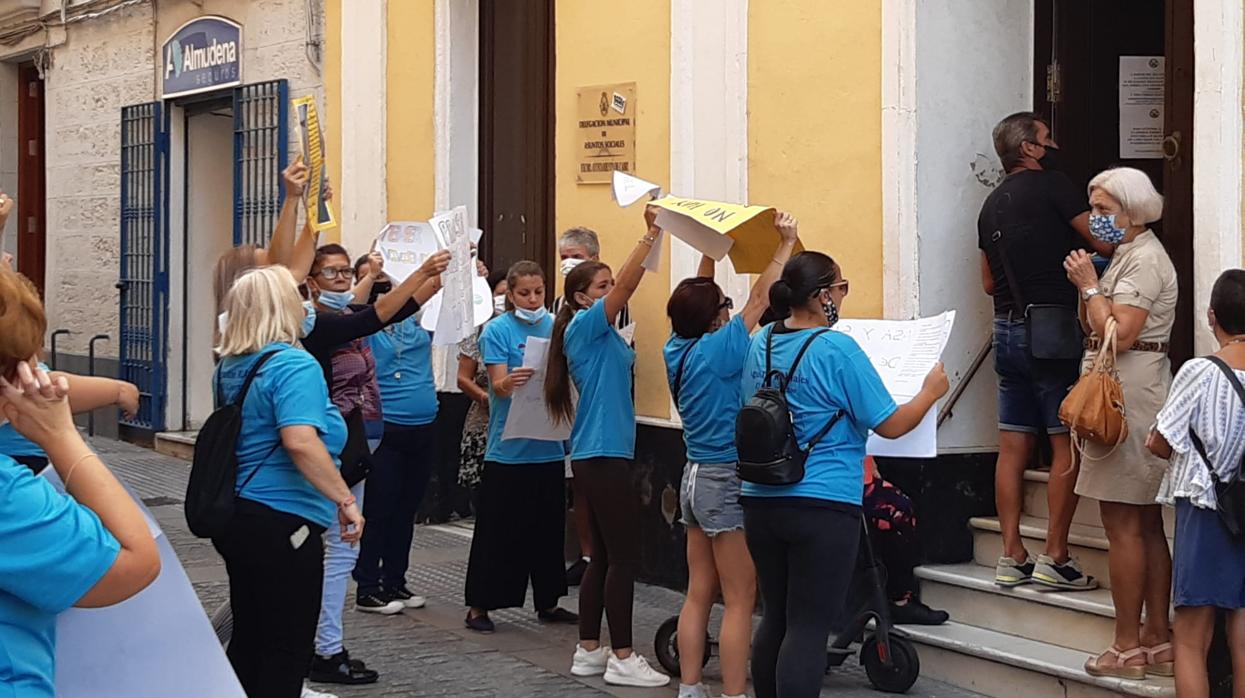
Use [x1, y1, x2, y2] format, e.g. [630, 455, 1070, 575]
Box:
[833, 311, 956, 458]
[1119, 56, 1165, 160]
[292, 95, 337, 231]
[502, 337, 572, 442]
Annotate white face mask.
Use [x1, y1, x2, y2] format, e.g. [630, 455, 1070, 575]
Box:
[217, 311, 229, 335]
[493, 295, 507, 315]
[561, 258, 586, 277]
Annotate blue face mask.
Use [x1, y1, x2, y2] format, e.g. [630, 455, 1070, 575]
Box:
[515, 306, 549, 324]
[1089, 214, 1127, 245]
[301, 300, 317, 338]
[317, 289, 354, 311]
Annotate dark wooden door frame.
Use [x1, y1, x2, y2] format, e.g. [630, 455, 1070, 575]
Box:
[17, 61, 45, 295]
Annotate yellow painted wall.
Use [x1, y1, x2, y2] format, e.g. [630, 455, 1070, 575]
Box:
[747, 0, 884, 318]
[325, 0, 342, 235]
[554, 0, 673, 420]
[386, 0, 436, 220]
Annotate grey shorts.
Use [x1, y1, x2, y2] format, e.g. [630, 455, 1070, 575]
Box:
[679, 462, 745, 537]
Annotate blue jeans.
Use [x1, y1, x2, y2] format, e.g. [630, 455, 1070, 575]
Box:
[992, 318, 1079, 434]
[315, 480, 366, 657]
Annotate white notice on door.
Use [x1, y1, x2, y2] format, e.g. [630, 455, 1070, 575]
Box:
[1119, 56, 1165, 159]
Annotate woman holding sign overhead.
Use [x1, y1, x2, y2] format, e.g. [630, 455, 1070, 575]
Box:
[663, 211, 798, 698]
[463, 261, 578, 633]
[545, 206, 670, 688]
[738, 252, 949, 698]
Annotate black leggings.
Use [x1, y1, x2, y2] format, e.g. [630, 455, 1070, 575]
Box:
[572, 457, 640, 650]
[743, 500, 861, 698]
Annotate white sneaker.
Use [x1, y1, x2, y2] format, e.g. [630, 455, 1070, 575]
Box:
[679, 682, 710, 698]
[570, 644, 611, 676]
[604, 652, 671, 688]
[301, 683, 338, 698]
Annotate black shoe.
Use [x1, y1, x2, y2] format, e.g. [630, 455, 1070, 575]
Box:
[465, 611, 495, 633]
[537, 607, 579, 624]
[566, 558, 589, 587]
[355, 591, 404, 615]
[890, 599, 950, 626]
[309, 650, 380, 685]
[384, 585, 427, 609]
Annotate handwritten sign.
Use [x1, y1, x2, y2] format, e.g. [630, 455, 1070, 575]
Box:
[376, 221, 439, 283]
[430, 206, 474, 345]
[502, 337, 572, 442]
[650, 196, 803, 274]
[833, 311, 956, 458]
[292, 96, 336, 232]
[576, 82, 637, 184]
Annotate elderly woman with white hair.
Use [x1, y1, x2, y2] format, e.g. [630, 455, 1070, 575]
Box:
[1063, 166, 1178, 681]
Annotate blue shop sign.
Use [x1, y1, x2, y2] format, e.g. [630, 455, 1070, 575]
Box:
[162, 16, 242, 99]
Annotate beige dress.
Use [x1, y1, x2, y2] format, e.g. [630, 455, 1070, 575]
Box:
[1075, 230, 1179, 504]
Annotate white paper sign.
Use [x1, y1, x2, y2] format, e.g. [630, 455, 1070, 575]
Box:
[501, 337, 572, 441]
[430, 206, 475, 346]
[832, 311, 956, 458]
[612, 171, 663, 207]
[653, 208, 735, 261]
[1119, 56, 1165, 159]
[617, 322, 637, 345]
[641, 229, 665, 273]
[418, 250, 492, 332]
[375, 221, 439, 283]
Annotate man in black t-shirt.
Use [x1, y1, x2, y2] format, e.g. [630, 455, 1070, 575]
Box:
[976, 112, 1111, 593]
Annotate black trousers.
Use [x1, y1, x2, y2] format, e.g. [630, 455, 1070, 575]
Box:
[743, 501, 861, 698]
[464, 461, 568, 611]
[572, 457, 641, 649]
[354, 421, 435, 595]
[212, 500, 325, 698]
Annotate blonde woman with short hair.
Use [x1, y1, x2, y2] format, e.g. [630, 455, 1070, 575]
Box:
[213, 265, 361, 698]
[1063, 166, 1178, 680]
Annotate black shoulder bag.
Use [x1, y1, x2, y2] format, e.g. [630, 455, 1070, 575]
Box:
[994, 227, 1084, 360]
[1186, 356, 1245, 538]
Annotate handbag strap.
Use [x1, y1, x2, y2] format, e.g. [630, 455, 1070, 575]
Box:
[669, 339, 699, 410]
[994, 231, 1029, 312]
[1188, 356, 1245, 486]
[764, 326, 838, 451]
[216, 350, 282, 496]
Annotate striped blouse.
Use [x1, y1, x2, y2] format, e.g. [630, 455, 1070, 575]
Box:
[1155, 357, 1245, 509]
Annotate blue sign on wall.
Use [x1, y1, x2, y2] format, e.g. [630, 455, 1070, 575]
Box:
[162, 16, 242, 99]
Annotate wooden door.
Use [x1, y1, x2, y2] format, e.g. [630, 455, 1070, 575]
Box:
[478, 0, 555, 277]
[17, 62, 45, 294]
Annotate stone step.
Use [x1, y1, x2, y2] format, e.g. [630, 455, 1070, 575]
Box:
[1021, 469, 1175, 536]
[154, 431, 197, 461]
[901, 621, 1175, 698]
[970, 515, 1114, 589]
[917, 563, 1116, 654]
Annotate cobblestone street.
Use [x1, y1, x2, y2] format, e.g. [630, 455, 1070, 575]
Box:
[95, 437, 984, 697]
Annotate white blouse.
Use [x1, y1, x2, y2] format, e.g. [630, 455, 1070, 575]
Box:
[1156, 357, 1245, 509]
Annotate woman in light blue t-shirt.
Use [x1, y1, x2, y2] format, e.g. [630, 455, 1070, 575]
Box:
[544, 206, 670, 688]
[662, 211, 798, 698]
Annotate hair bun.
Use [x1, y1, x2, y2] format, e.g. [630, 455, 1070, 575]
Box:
[769, 278, 794, 313]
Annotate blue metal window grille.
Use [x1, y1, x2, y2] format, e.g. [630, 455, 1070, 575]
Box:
[118, 102, 169, 431]
[233, 80, 289, 246]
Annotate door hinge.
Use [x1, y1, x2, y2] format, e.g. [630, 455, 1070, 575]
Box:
[27, 82, 37, 98]
[27, 139, 37, 157]
[27, 217, 36, 234]
[1046, 62, 1062, 104]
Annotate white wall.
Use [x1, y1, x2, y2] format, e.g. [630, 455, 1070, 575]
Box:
[906, 0, 1033, 452]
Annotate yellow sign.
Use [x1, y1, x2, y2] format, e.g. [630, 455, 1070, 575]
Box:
[576, 82, 637, 184]
[292, 95, 337, 232]
[650, 196, 803, 274]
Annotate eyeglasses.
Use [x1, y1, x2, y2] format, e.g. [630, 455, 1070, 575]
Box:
[828, 280, 850, 295]
[316, 266, 354, 281]
[718, 297, 734, 311]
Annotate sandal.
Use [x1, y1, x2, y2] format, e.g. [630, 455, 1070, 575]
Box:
[1084, 646, 1147, 680]
[1143, 642, 1175, 677]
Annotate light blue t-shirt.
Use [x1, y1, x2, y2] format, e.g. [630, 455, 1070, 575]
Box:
[369, 317, 439, 426]
[215, 343, 347, 529]
[665, 315, 751, 464]
[480, 313, 566, 465]
[0, 455, 120, 698]
[739, 325, 898, 505]
[564, 301, 636, 460]
[0, 363, 51, 459]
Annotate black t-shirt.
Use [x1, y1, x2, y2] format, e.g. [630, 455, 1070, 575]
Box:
[976, 170, 1090, 313]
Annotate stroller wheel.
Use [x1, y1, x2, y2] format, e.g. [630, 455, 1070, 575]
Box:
[653, 615, 711, 676]
[861, 633, 920, 694]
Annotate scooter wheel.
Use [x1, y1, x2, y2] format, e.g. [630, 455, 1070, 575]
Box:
[653, 616, 711, 676]
[861, 634, 920, 694]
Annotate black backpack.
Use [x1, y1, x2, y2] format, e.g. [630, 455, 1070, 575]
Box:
[185, 351, 279, 538]
[736, 327, 843, 486]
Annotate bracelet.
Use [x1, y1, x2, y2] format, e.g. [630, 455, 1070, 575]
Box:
[771, 257, 785, 266]
[338, 495, 357, 509]
[62, 452, 97, 489]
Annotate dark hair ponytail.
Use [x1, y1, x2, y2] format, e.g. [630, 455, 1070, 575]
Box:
[545, 261, 609, 425]
[769, 251, 839, 316]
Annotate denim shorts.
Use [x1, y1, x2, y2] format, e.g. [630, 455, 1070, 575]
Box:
[993, 317, 1079, 434]
[680, 462, 745, 536]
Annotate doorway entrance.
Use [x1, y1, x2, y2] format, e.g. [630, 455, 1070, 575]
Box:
[17, 61, 44, 293]
[1034, 0, 1194, 366]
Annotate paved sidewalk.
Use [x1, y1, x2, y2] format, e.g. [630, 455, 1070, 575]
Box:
[93, 436, 984, 698]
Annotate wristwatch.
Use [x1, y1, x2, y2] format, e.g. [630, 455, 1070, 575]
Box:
[1082, 287, 1102, 301]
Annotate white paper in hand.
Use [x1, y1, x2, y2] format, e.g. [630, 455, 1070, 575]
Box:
[612, 171, 663, 207]
[617, 322, 637, 345]
[501, 337, 572, 441]
[640, 229, 664, 273]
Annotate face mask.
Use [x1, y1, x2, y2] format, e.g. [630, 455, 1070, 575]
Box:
[515, 306, 549, 324]
[822, 296, 840, 328]
[318, 289, 354, 311]
[1089, 213, 1127, 245]
[1037, 144, 1061, 171]
[493, 295, 507, 315]
[217, 311, 229, 335]
[301, 300, 317, 338]
[561, 258, 586, 277]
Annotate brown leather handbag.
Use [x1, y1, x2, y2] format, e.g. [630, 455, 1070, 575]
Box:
[1059, 317, 1128, 451]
